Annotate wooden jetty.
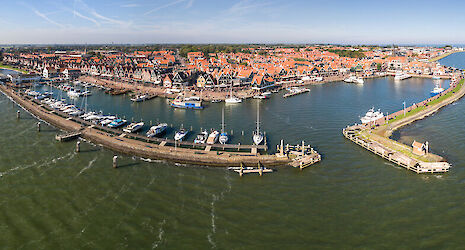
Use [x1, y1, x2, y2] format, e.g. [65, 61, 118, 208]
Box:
[276, 140, 321, 170]
[55, 131, 82, 142]
[229, 162, 274, 176]
[283, 88, 310, 98]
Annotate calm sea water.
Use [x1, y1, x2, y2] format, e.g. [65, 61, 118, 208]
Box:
[2, 66, 465, 248]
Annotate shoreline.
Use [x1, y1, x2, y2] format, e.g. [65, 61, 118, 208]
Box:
[429, 51, 461, 62]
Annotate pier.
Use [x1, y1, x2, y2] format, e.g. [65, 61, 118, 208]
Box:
[0, 84, 322, 169]
[343, 79, 465, 173]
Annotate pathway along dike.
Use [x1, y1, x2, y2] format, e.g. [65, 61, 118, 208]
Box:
[343, 78, 465, 174]
[0, 84, 320, 169]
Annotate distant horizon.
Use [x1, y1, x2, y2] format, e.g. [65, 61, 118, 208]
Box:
[2, 0, 465, 44]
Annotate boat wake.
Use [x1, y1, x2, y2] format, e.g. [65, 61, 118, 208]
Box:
[151, 219, 167, 249]
[76, 157, 98, 177]
[207, 174, 232, 249]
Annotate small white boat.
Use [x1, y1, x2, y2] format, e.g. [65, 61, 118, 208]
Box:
[253, 94, 268, 99]
[394, 72, 411, 81]
[131, 94, 147, 102]
[123, 122, 144, 133]
[146, 123, 168, 137]
[344, 75, 364, 84]
[206, 130, 220, 144]
[174, 129, 189, 141]
[194, 130, 209, 144]
[253, 102, 264, 145]
[225, 97, 242, 103]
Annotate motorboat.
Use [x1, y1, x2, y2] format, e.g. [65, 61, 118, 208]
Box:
[171, 96, 203, 109]
[394, 72, 411, 81]
[108, 119, 127, 128]
[174, 128, 189, 141]
[123, 122, 144, 133]
[194, 130, 209, 144]
[206, 130, 220, 144]
[360, 108, 384, 124]
[146, 123, 168, 137]
[344, 75, 364, 84]
[131, 94, 148, 102]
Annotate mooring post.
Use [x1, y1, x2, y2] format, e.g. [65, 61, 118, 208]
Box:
[241, 130, 244, 136]
[259, 163, 263, 176]
[280, 139, 284, 155]
[17, 110, 20, 119]
[113, 155, 118, 168]
[76, 141, 81, 153]
[302, 141, 305, 156]
[37, 122, 41, 132]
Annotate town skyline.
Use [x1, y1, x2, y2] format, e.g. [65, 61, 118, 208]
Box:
[2, 0, 465, 44]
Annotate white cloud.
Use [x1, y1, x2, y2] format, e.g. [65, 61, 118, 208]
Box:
[33, 9, 65, 28]
[144, 0, 187, 15]
[73, 10, 100, 26]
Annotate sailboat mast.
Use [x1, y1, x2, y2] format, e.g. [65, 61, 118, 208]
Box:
[221, 107, 225, 133]
[256, 101, 260, 134]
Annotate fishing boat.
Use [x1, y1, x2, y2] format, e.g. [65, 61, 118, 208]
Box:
[430, 82, 445, 97]
[146, 123, 168, 137]
[219, 108, 229, 144]
[108, 119, 127, 128]
[360, 108, 384, 124]
[253, 102, 264, 145]
[194, 130, 209, 144]
[174, 128, 189, 141]
[123, 122, 144, 133]
[171, 96, 203, 109]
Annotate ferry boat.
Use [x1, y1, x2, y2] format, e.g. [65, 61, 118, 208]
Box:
[360, 108, 384, 124]
[171, 96, 203, 109]
[194, 130, 209, 144]
[430, 82, 445, 97]
[344, 75, 364, 84]
[108, 119, 127, 128]
[146, 123, 168, 137]
[174, 128, 189, 141]
[394, 72, 411, 81]
[123, 122, 144, 133]
[206, 130, 220, 144]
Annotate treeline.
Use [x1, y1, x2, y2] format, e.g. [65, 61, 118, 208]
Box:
[328, 49, 365, 59]
[178, 44, 251, 57]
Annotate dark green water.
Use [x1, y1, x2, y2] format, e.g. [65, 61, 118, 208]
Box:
[2, 68, 465, 249]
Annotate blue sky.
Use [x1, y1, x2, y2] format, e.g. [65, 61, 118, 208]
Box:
[0, 0, 463, 44]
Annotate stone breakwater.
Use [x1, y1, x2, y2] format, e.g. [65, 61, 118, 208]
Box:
[343, 79, 465, 173]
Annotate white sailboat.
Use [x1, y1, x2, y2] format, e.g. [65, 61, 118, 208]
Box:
[225, 83, 242, 104]
[219, 108, 229, 144]
[253, 102, 264, 145]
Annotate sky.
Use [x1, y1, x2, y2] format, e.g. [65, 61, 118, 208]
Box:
[0, 0, 464, 45]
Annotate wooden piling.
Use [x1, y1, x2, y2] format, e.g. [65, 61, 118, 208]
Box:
[37, 122, 41, 132]
[16, 110, 20, 119]
[76, 141, 81, 152]
[113, 155, 118, 168]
